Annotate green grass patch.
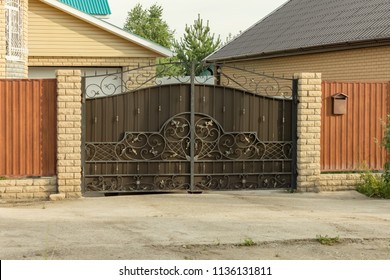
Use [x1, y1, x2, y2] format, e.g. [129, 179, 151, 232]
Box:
[240, 238, 256, 247]
[356, 172, 390, 199]
[316, 235, 341, 246]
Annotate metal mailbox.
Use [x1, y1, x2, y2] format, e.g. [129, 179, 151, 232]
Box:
[332, 93, 348, 115]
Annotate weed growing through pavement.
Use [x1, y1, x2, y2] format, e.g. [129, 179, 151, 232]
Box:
[316, 235, 341, 246]
[241, 238, 256, 246]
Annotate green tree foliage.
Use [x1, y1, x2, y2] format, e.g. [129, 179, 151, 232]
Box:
[173, 14, 221, 75]
[123, 3, 174, 49]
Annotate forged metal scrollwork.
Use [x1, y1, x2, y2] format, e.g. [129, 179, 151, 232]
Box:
[84, 113, 293, 192]
[85, 175, 190, 192]
[196, 174, 290, 190]
[217, 65, 293, 98]
[85, 113, 292, 162]
[84, 62, 217, 99]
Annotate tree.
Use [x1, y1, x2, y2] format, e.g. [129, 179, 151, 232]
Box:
[173, 14, 221, 75]
[123, 3, 174, 49]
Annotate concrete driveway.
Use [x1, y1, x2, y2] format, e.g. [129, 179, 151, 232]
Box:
[1, 190, 389, 259]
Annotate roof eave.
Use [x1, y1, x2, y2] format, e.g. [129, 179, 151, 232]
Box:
[39, 0, 173, 57]
[207, 39, 390, 63]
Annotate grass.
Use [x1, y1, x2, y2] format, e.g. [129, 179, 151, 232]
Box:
[0, 176, 7, 180]
[316, 235, 341, 246]
[240, 238, 256, 247]
[356, 172, 390, 199]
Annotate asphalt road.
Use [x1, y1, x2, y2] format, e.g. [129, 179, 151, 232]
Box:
[1, 190, 389, 259]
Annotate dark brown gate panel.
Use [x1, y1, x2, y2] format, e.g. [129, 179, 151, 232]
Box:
[192, 85, 293, 190]
[84, 84, 192, 191]
[83, 82, 296, 192]
[0, 79, 57, 177]
[321, 81, 389, 171]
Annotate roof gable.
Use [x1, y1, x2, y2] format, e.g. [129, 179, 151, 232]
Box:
[208, 0, 390, 61]
[39, 0, 172, 57]
[29, 0, 162, 57]
[58, 0, 111, 16]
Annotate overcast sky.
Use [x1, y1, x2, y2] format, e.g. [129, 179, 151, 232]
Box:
[105, 0, 288, 42]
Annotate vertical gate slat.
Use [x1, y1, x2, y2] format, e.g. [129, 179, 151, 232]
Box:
[32, 80, 41, 175]
[12, 81, 19, 175]
[41, 79, 57, 176]
[0, 83, 5, 174]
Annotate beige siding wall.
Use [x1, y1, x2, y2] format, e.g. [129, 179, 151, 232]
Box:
[28, 0, 158, 58]
[225, 45, 390, 81]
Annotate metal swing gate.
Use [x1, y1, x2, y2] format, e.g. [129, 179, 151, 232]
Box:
[82, 63, 298, 194]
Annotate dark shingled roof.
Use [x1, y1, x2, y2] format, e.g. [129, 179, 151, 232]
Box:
[207, 0, 390, 61]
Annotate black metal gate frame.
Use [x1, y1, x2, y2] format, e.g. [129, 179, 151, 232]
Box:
[81, 62, 298, 193]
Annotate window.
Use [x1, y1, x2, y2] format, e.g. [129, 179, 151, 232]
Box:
[5, 0, 25, 61]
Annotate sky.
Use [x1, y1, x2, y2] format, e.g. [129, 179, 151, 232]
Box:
[105, 0, 288, 42]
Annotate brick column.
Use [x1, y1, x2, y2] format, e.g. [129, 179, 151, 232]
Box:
[294, 73, 322, 192]
[51, 70, 82, 200]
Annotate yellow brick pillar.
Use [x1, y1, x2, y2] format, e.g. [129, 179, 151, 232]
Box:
[51, 70, 83, 200]
[294, 73, 322, 192]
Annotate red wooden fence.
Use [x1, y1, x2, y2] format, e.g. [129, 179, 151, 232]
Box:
[0, 79, 57, 177]
[321, 81, 389, 171]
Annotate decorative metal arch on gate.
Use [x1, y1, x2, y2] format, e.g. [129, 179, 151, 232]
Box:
[81, 62, 298, 193]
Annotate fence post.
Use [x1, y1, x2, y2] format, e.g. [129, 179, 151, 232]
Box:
[294, 73, 322, 191]
[51, 70, 82, 200]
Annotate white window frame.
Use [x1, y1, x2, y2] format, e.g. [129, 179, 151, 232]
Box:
[5, 0, 25, 61]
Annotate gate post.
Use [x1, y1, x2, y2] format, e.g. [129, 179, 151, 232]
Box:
[51, 70, 83, 200]
[294, 73, 322, 192]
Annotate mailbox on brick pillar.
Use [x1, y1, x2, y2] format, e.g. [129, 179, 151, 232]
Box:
[332, 93, 348, 115]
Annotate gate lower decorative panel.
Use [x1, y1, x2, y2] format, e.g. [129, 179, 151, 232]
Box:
[84, 113, 293, 192]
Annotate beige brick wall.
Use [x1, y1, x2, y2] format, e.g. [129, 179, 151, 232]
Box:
[295, 73, 322, 192]
[28, 57, 156, 68]
[0, 1, 6, 77]
[320, 173, 361, 191]
[55, 69, 82, 199]
[228, 45, 390, 81]
[0, 178, 57, 201]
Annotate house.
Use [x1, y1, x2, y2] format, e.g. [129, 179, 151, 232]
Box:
[207, 0, 390, 81]
[207, 0, 390, 189]
[1, 0, 172, 81]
